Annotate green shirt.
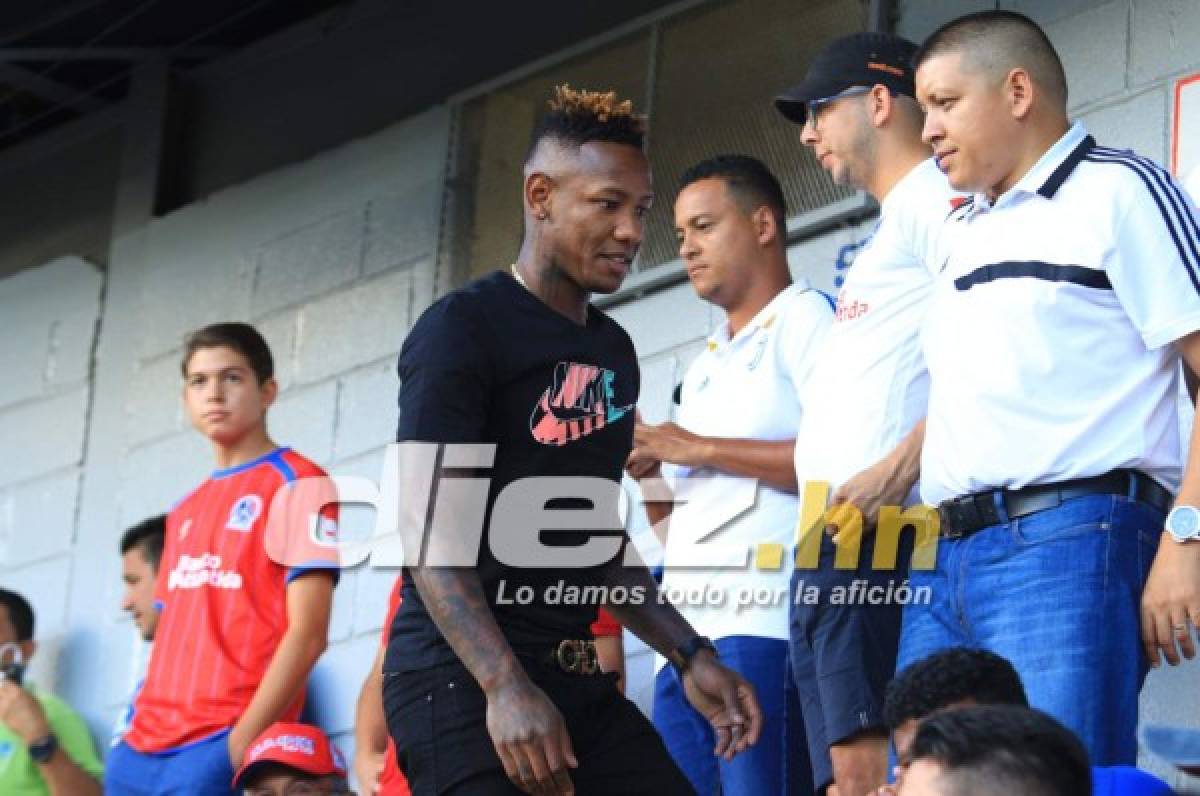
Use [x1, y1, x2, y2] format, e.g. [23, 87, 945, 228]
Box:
[0, 686, 104, 795]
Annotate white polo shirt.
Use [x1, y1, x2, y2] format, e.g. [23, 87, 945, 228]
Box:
[660, 281, 832, 643]
[794, 157, 958, 499]
[921, 122, 1200, 505]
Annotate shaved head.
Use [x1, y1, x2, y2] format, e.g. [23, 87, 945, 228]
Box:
[523, 136, 581, 180]
[915, 10, 1068, 108]
[889, 92, 926, 136]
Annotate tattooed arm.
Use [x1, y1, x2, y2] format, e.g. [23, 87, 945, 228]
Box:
[409, 566, 578, 795]
[397, 445, 579, 796]
[394, 292, 585, 793]
[598, 549, 763, 760]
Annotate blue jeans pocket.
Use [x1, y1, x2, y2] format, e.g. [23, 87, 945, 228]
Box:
[1011, 495, 1113, 547]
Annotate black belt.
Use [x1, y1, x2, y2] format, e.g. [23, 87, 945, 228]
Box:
[937, 469, 1171, 540]
[537, 639, 599, 675]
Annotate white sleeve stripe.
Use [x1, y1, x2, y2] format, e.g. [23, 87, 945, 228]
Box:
[1086, 150, 1200, 294]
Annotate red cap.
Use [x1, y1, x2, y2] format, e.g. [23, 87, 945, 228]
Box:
[232, 722, 346, 788]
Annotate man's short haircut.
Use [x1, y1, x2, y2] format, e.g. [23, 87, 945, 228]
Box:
[120, 514, 167, 571]
[0, 589, 35, 641]
[678, 155, 788, 240]
[241, 763, 350, 792]
[181, 322, 274, 385]
[914, 10, 1068, 107]
[884, 647, 1028, 730]
[909, 705, 1091, 796]
[525, 84, 647, 164]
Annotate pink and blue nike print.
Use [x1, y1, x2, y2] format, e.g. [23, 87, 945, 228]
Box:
[530, 361, 633, 446]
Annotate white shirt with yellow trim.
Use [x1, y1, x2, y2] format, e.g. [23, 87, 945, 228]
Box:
[659, 281, 832, 646]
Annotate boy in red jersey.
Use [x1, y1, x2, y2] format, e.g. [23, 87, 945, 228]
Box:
[106, 323, 338, 796]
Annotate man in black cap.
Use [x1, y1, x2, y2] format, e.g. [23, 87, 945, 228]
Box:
[775, 32, 958, 796]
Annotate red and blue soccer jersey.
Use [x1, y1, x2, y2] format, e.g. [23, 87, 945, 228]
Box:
[125, 447, 339, 753]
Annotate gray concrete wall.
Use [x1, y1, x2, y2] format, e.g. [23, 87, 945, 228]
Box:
[0, 256, 104, 698]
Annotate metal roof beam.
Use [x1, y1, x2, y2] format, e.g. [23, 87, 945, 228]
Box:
[0, 46, 223, 62]
[0, 0, 108, 46]
[0, 63, 104, 112]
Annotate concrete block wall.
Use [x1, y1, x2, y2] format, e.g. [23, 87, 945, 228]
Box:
[0, 256, 103, 696]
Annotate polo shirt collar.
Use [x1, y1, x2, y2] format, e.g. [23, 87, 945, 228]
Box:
[973, 121, 1095, 211]
[708, 279, 810, 350]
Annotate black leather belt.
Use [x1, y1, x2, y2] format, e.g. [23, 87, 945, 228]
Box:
[539, 639, 599, 675]
[937, 469, 1171, 540]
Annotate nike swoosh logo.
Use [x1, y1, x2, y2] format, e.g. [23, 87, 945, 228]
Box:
[530, 362, 632, 446]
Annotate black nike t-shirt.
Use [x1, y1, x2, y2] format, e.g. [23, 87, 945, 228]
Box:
[384, 270, 640, 672]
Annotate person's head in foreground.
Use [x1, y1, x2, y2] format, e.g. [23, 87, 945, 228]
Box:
[884, 648, 1175, 796]
[898, 705, 1091, 796]
[884, 646, 1028, 767]
[913, 9, 1070, 198]
[232, 722, 353, 796]
[518, 84, 652, 299]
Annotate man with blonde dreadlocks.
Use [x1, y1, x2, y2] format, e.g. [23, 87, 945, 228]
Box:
[382, 85, 763, 796]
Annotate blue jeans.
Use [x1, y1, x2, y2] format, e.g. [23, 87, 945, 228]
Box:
[105, 732, 236, 796]
[896, 494, 1162, 765]
[652, 636, 812, 796]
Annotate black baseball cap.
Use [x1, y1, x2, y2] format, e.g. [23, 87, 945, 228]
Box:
[775, 31, 919, 125]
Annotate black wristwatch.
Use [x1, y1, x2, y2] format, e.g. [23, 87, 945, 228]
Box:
[28, 733, 58, 764]
[670, 635, 717, 675]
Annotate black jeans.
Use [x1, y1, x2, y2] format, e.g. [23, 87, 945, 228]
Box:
[384, 655, 694, 795]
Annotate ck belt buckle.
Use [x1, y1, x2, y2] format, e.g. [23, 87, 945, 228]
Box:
[554, 639, 598, 675]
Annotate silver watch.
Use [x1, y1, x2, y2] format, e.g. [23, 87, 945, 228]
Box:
[1165, 505, 1200, 543]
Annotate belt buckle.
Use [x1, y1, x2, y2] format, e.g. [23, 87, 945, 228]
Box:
[554, 640, 598, 675]
[937, 502, 965, 539]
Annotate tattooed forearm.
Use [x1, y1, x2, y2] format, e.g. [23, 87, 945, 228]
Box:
[598, 550, 695, 656]
[410, 567, 523, 693]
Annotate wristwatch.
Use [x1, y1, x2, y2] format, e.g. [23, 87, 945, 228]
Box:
[669, 636, 717, 675]
[1165, 505, 1200, 543]
[28, 733, 58, 764]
